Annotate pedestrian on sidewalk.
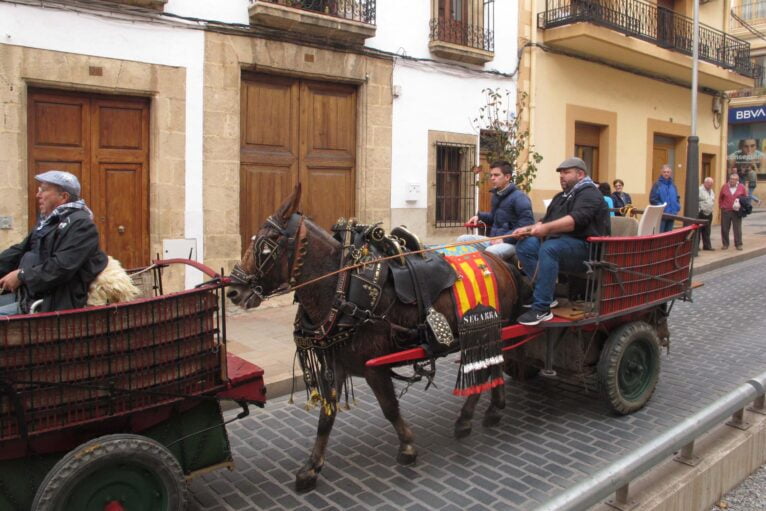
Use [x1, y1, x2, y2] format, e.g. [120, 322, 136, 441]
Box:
[650, 164, 681, 232]
[719, 172, 748, 251]
[698, 177, 715, 251]
[745, 164, 762, 206]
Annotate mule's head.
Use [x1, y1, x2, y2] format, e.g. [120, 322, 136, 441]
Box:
[227, 183, 304, 309]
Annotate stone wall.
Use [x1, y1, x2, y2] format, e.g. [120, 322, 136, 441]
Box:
[0, 44, 186, 288]
[202, 31, 393, 273]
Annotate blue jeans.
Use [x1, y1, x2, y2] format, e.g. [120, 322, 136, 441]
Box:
[456, 235, 516, 259]
[660, 218, 675, 232]
[0, 293, 20, 316]
[515, 235, 589, 311]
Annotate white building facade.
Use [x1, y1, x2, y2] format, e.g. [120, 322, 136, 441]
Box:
[0, 0, 518, 286]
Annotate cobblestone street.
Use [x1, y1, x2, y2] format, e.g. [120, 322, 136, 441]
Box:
[191, 253, 766, 510]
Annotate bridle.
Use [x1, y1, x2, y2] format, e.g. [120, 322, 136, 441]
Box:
[230, 213, 306, 303]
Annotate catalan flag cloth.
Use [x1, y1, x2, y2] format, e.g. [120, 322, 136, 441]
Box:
[443, 252, 500, 320]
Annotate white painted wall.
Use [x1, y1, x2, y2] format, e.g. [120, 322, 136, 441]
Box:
[0, 2, 205, 288]
[368, 0, 519, 209]
[165, 0, 249, 24]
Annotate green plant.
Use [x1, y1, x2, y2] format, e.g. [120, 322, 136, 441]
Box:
[473, 89, 542, 193]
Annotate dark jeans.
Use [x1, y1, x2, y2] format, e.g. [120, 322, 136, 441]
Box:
[720, 209, 742, 248]
[697, 210, 713, 249]
[660, 218, 675, 233]
[515, 235, 589, 312]
[0, 293, 19, 316]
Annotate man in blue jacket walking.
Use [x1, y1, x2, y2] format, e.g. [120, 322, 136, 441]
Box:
[458, 160, 534, 259]
[650, 164, 681, 232]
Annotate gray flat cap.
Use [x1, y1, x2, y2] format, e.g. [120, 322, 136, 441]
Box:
[35, 170, 81, 196]
[556, 157, 588, 173]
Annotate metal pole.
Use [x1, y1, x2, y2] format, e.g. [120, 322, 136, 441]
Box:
[685, 0, 700, 224]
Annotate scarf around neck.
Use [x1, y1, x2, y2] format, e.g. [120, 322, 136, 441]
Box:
[37, 199, 93, 231]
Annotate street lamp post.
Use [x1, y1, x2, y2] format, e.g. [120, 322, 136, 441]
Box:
[684, 0, 700, 228]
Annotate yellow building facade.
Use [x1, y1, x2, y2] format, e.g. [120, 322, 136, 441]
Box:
[518, 0, 755, 213]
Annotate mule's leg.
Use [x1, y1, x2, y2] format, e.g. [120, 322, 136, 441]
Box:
[482, 383, 506, 428]
[365, 368, 417, 465]
[295, 366, 346, 492]
[454, 394, 480, 439]
[295, 404, 336, 492]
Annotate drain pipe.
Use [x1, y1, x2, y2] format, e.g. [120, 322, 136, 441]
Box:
[539, 371, 766, 511]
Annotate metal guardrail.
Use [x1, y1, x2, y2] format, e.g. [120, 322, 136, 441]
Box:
[429, 0, 495, 52]
[537, 0, 757, 78]
[538, 370, 766, 510]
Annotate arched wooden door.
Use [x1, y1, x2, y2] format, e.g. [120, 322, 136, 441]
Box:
[239, 73, 356, 253]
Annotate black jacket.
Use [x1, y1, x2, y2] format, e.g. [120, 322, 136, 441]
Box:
[544, 183, 611, 239]
[477, 184, 535, 244]
[0, 209, 108, 313]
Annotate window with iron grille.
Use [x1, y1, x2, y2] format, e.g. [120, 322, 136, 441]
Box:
[435, 142, 477, 227]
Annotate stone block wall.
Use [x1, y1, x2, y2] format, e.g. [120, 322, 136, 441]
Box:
[202, 31, 393, 273]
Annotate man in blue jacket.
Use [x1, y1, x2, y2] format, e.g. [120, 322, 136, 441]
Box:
[458, 160, 534, 259]
[650, 164, 681, 232]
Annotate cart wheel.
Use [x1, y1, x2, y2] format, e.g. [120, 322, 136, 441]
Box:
[597, 321, 661, 415]
[32, 433, 188, 511]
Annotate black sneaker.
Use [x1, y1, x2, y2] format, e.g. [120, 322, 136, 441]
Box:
[518, 309, 554, 326]
[523, 299, 558, 309]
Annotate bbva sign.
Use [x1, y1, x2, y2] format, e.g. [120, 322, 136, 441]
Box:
[729, 105, 766, 124]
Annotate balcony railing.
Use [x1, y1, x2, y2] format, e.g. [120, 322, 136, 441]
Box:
[251, 0, 376, 25]
[430, 0, 494, 52]
[731, 1, 766, 27]
[538, 0, 757, 78]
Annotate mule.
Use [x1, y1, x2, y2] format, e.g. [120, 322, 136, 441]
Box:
[227, 184, 524, 491]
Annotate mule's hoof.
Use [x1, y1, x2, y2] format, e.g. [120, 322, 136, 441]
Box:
[396, 450, 417, 466]
[454, 423, 472, 439]
[295, 471, 318, 492]
[482, 413, 502, 428]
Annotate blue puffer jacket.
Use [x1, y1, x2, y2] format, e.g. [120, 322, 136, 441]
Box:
[477, 184, 534, 244]
[650, 176, 681, 214]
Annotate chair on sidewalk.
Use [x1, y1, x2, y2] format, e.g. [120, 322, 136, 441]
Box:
[637, 203, 666, 236]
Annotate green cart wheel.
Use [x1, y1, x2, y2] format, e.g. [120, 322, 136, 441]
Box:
[32, 433, 188, 511]
[598, 321, 661, 415]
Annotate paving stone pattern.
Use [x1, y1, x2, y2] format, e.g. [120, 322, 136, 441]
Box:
[190, 255, 766, 510]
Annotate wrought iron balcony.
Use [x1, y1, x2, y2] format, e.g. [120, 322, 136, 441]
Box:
[538, 0, 757, 78]
[251, 0, 376, 25]
[429, 0, 494, 53]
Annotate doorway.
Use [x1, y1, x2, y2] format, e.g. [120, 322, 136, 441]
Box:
[239, 73, 357, 252]
[27, 89, 150, 268]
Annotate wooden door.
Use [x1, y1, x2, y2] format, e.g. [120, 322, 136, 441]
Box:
[652, 143, 685, 207]
[27, 89, 150, 268]
[240, 74, 356, 251]
[702, 153, 714, 181]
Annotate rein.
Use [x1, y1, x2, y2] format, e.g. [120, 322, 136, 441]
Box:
[239, 230, 525, 302]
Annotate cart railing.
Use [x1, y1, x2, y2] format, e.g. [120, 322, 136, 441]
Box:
[0, 261, 228, 444]
[584, 224, 698, 317]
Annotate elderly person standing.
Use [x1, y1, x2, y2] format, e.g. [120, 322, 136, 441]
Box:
[718, 172, 748, 251]
[0, 171, 107, 315]
[697, 177, 715, 251]
[650, 164, 681, 232]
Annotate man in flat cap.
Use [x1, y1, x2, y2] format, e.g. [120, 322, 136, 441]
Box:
[512, 157, 610, 325]
[0, 170, 107, 315]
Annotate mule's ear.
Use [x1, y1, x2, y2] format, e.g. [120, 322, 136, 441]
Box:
[276, 182, 302, 223]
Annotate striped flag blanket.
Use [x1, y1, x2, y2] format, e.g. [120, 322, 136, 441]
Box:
[443, 252, 504, 396]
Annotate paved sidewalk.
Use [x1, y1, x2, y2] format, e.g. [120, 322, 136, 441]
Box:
[225, 210, 766, 398]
